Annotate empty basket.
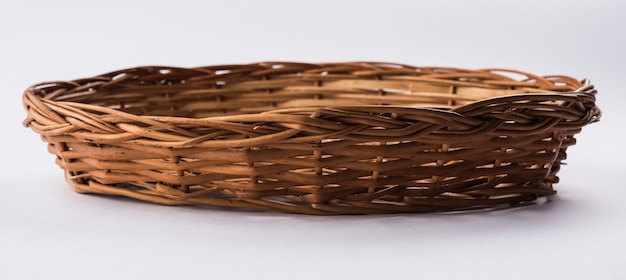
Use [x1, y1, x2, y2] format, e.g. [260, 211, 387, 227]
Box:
[23, 62, 601, 214]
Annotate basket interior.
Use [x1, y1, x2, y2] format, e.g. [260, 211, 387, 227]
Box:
[43, 63, 581, 118]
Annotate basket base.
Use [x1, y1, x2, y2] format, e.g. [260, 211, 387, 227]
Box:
[64, 171, 556, 215]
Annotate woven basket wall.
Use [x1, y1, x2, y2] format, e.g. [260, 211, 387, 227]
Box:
[23, 62, 600, 214]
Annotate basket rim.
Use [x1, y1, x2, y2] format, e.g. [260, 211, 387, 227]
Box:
[23, 62, 599, 120]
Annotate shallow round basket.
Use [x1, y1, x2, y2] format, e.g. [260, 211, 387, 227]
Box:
[23, 62, 600, 214]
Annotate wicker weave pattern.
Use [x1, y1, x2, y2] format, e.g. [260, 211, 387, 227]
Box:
[23, 62, 600, 214]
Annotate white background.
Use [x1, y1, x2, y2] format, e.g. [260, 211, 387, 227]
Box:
[1, 1, 624, 279]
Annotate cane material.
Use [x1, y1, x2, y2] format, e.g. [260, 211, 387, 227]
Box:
[23, 62, 600, 214]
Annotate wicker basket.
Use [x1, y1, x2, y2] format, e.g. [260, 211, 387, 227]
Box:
[23, 62, 600, 214]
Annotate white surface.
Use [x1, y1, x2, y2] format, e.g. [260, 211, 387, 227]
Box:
[1, 1, 624, 279]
